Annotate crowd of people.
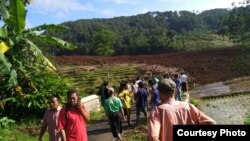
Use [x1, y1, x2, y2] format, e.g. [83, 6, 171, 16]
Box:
[38, 72, 216, 141]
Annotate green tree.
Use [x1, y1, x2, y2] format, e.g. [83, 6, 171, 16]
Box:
[222, 0, 250, 45]
[93, 27, 116, 56]
[149, 27, 170, 51]
[93, 27, 116, 79]
[0, 0, 75, 118]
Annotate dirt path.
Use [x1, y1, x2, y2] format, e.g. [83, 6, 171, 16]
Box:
[87, 105, 138, 141]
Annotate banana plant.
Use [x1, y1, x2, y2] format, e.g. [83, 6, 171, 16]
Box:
[0, 0, 76, 113]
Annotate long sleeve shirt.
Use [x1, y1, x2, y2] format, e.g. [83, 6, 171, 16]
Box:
[148, 99, 216, 141]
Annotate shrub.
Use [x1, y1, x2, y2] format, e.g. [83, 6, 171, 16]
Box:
[0, 117, 15, 129]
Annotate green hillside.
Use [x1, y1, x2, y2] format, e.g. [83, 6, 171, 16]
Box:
[44, 9, 233, 55]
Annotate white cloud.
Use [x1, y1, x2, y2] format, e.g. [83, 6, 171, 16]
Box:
[29, 0, 95, 18]
[100, 0, 133, 4]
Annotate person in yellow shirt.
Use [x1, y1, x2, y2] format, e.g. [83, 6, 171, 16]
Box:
[118, 81, 133, 126]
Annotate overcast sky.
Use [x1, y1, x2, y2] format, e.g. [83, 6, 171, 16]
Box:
[1, 0, 244, 27]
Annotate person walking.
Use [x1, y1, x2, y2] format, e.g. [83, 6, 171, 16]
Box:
[58, 89, 90, 141]
[173, 74, 182, 101]
[180, 72, 188, 92]
[135, 81, 148, 124]
[38, 95, 62, 141]
[98, 81, 109, 107]
[104, 87, 125, 141]
[148, 78, 216, 141]
[148, 79, 160, 109]
[118, 81, 133, 126]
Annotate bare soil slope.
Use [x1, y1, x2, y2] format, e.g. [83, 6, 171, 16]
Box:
[56, 47, 241, 85]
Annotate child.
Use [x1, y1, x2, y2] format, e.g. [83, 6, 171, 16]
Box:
[104, 87, 125, 141]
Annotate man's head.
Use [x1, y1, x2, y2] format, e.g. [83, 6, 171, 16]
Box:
[158, 78, 176, 100]
[103, 81, 109, 87]
[148, 78, 157, 87]
[174, 74, 179, 79]
[67, 89, 80, 106]
[163, 72, 169, 79]
[107, 87, 115, 98]
[49, 95, 60, 109]
[138, 81, 144, 88]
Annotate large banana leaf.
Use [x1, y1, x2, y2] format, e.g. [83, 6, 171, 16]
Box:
[0, 27, 8, 38]
[34, 35, 77, 50]
[6, 0, 26, 33]
[25, 39, 57, 71]
[0, 52, 11, 74]
[31, 24, 68, 32]
[0, 53, 17, 87]
[0, 0, 10, 21]
[8, 69, 18, 86]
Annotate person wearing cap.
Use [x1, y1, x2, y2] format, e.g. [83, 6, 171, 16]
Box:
[147, 78, 216, 141]
[104, 87, 125, 141]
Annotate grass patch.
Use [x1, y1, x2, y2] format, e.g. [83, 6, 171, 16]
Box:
[59, 64, 140, 97]
[0, 125, 49, 141]
[244, 116, 250, 125]
[89, 107, 105, 124]
[175, 33, 234, 51]
[190, 98, 200, 107]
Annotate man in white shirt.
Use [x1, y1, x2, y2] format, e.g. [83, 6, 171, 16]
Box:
[180, 72, 188, 92]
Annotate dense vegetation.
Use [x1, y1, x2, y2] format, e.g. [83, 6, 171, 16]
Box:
[0, 0, 75, 120]
[45, 8, 232, 55]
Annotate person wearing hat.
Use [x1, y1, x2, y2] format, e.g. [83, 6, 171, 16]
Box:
[147, 78, 216, 141]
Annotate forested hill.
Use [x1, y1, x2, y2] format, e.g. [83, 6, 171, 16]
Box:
[46, 8, 230, 55]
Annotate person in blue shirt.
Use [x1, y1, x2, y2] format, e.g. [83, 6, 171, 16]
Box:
[148, 79, 160, 109]
[135, 81, 148, 124]
[173, 74, 182, 101]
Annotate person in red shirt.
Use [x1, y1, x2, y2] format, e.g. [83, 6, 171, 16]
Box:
[58, 89, 90, 141]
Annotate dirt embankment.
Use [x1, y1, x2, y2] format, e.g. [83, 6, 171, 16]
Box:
[56, 47, 244, 86]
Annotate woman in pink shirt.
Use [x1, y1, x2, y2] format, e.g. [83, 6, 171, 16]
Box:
[58, 89, 90, 141]
[148, 78, 216, 141]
